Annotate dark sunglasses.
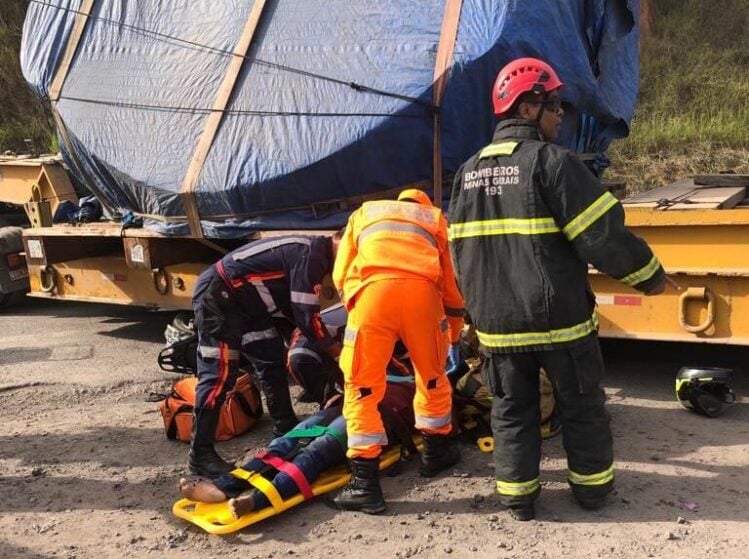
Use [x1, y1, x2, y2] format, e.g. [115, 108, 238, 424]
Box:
[538, 96, 563, 112]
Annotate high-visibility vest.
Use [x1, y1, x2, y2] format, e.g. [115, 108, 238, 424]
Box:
[333, 200, 464, 340]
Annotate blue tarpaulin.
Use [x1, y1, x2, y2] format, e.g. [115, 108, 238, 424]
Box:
[21, 0, 639, 237]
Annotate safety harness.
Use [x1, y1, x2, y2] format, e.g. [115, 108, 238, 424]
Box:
[226, 424, 345, 510]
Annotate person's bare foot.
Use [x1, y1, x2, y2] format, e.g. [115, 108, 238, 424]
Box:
[228, 491, 258, 518]
[178, 477, 227, 503]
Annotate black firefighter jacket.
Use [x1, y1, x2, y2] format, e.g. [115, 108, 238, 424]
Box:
[448, 120, 664, 353]
[197, 235, 337, 350]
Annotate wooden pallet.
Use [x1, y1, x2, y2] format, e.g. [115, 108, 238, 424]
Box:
[623, 176, 747, 210]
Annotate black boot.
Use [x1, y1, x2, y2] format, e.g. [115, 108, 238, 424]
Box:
[330, 457, 386, 514]
[576, 495, 608, 510]
[509, 503, 536, 521]
[272, 416, 300, 438]
[418, 433, 461, 477]
[188, 407, 234, 478]
[261, 377, 300, 436]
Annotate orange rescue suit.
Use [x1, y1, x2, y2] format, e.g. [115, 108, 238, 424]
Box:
[333, 193, 465, 459]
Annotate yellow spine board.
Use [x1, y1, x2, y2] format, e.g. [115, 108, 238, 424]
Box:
[173, 439, 421, 535]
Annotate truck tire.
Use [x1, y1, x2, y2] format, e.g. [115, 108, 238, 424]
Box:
[0, 290, 25, 310]
[0, 226, 29, 309]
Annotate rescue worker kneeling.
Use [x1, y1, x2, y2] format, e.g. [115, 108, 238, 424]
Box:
[331, 188, 466, 514]
[190, 235, 341, 478]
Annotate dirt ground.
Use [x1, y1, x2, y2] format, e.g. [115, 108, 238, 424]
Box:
[1, 298, 748, 559]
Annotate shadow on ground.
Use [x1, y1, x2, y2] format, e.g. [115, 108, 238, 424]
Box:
[1, 296, 173, 344]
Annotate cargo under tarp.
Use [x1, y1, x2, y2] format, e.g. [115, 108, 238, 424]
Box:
[21, 0, 640, 238]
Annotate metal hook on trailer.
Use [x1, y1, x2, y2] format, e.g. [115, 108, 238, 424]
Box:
[39, 265, 56, 293]
[152, 268, 169, 295]
[678, 286, 716, 334]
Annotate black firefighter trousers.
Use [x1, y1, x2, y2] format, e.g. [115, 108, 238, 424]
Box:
[483, 335, 614, 507]
[192, 268, 297, 433]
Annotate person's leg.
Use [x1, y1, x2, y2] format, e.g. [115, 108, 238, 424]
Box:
[333, 282, 397, 514]
[190, 328, 241, 477]
[540, 336, 614, 509]
[178, 477, 229, 503]
[287, 330, 331, 405]
[182, 407, 343, 508]
[242, 318, 299, 436]
[270, 406, 342, 453]
[189, 271, 242, 477]
[485, 351, 542, 520]
[340, 284, 396, 460]
[398, 279, 458, 477]
[280, 415, 347, 489]
[230, 414, 348, 517]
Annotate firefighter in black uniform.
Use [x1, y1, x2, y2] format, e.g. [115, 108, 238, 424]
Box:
[448, 57, 666, 520]
[190, 235, 342, 477]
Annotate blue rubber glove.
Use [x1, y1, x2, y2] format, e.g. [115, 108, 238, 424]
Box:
[445, 344, 463, 378]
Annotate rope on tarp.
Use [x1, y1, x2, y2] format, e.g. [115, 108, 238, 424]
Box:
[30, 0, 439, 113]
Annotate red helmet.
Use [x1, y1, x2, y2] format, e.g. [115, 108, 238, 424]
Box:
[492, 57, 564, 117]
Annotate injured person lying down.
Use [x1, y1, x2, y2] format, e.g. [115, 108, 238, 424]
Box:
[179, 363, 419, 519]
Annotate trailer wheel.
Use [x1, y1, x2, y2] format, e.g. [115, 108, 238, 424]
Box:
[0, 226, 29, 310]
[0, 290, 25, 310]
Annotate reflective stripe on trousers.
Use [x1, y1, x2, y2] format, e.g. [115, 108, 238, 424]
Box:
[347, 432, 388, 449]
[415, 411, 452, 431]
[496, 478, 540, 497]
[198, 345, 239, 360]
[241, 328, 278, 344]
[290, 290, 319, 306]
[198, 340, 238, 408]
[287, 346, 322, 363]
[568, 464, 614, 486]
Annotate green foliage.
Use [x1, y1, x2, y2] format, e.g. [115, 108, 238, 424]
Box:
[0, 0, 54, 153]
[608, 0, 749, 190]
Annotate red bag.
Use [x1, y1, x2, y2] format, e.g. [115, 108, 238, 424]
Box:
[157, 373, 263, 442]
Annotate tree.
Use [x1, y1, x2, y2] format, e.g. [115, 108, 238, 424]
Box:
[0, 0, 53, 153]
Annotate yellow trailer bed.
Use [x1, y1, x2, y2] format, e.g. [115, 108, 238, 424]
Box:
[4, 157, 749, 344]
[23, 222, 216, 310]
[24, 206, 749, 346]
[589, 207, 749, 345]
[21, 223, 337, 310]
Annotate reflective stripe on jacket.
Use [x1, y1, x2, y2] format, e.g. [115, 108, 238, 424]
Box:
[448, 120, 664, 353]
[215, 235, 337, 348]
[332, 200, 465, 342]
